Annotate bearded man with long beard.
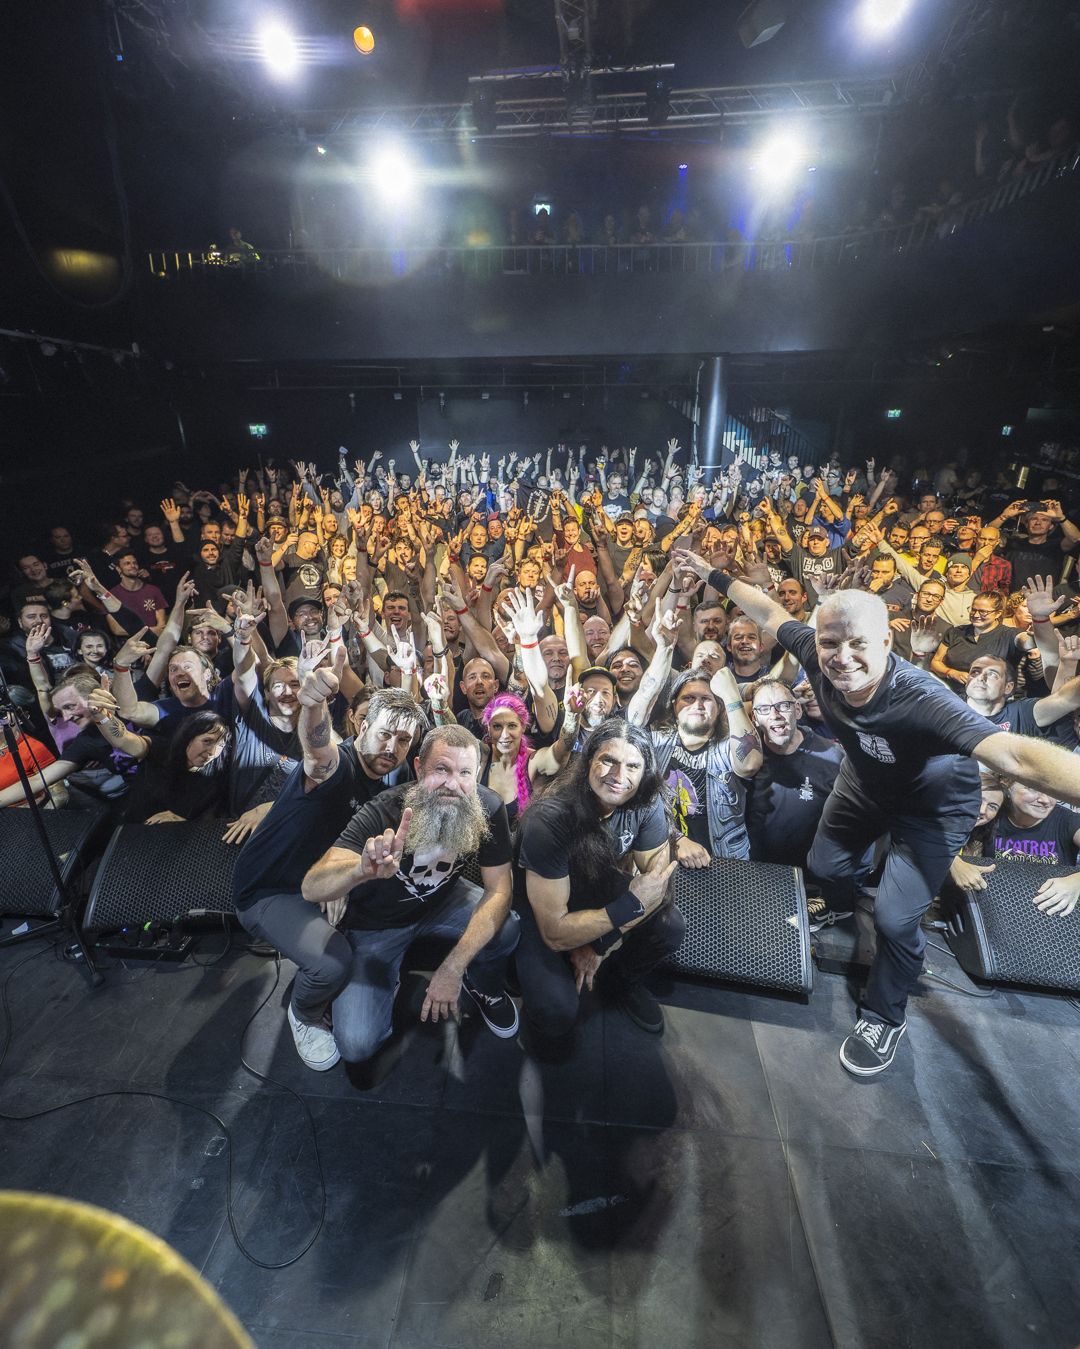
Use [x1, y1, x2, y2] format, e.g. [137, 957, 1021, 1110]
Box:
[303, 724, 519, 1086]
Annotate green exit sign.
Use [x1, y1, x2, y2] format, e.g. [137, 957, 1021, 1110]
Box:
[885, 408, 902, 420]
[248, 423, 268, 438]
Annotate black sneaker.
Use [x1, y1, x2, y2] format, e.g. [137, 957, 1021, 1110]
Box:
[839, 1017, 907, 1076]
[462, 976, 520, 1039]
[616, 981, 665, 1034]
[806, 896, 855, 932]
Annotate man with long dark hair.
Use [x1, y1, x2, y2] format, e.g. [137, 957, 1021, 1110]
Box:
[514, 718, 681, 1055]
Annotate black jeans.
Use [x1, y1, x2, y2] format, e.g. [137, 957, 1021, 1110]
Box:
[807, 765, 978, 1026]
[514, 892, 685, 1049]
[237, 891, 353, 1025]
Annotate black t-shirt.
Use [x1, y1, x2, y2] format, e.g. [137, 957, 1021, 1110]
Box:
[665, 741, 711, 849]
[790, 544, 844, 586]
[747, 732, 844, 866]
[124, 738, 229, 824]
[1005, 536, 1067, 592]
[60, 725, 142, 783]
[233, 740, 389, 910]
[776, 619, 993, 814]
[873, 577, 915, 617]
[993, 806, 1078, 865]
[516, 792, 669, 910]
[140, 540, 188, 604]
[335, 782, 511, 930]
[941, 625, 1020, 683]
[281, 549, 327, 598]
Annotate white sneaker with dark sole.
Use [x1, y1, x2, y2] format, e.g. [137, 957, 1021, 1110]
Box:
[288, 1003, 341, 1071]
[807, 897, 855, 932]
[839, 1017, 907, 1076]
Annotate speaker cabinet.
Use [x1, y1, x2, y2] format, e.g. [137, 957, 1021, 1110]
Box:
[665, 858, 812, 994]
[84, 818, 238, 933]
[0, 806, 109, 919]
[944, 860, 1080, 992]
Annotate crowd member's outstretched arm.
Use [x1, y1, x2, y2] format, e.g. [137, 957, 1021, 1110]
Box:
[627, 606, 680, 726]
[975, 732, 1080, 809]
[295, 642, 349, 784]
[673, 549, 792, 639]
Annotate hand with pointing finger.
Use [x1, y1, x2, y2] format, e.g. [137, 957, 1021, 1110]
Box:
[358, 807, 414, 882]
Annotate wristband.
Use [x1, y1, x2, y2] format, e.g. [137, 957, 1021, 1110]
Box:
[329, 633, 342, 643]
[605, 890, 646, 931]
[112, 663, 130, 674]
[359, 628, 372, 639]
[1032, 616, 1050, 625]
[454, 606, 468, 616]
[432, 647, 447, 658]
[520, 640, 539, 649]
[482, 584, 493, 592]
[706, 568, 735, 597]
[27, 656, 42, 665]
[592, 927, 625, 956]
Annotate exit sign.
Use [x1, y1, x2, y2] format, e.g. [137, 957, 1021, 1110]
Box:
[248, 423, 268, 438]
[885, 408, 902, 420]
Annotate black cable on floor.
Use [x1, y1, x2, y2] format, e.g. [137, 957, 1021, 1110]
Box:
[923, 938, 998, 998]
[0, 938, 326, 1269]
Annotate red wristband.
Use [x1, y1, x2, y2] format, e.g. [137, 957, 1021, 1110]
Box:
[359, 629, 372, 639]
[329, 634, 342, 643]
[27, 656, 42, 665]
[113, 663, 130, 673]
[520, 640, 539, 649]
[482, 584, 493, 592]
[454, 606, 468, 616]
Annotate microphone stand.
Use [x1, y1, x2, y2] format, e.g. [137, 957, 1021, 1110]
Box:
[0, 668, 103, 984]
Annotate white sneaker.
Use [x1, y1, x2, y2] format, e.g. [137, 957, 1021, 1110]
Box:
[287, 1003, 340, 1071]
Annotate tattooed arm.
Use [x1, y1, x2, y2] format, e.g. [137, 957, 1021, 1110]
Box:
[298, 663, 342, 784]
[710, 666, 762, 780]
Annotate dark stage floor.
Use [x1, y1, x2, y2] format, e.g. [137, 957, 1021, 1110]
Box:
[1, 930, 1079, 1349]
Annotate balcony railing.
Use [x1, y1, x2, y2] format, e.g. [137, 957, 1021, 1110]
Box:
[148, 145, 1079, 283]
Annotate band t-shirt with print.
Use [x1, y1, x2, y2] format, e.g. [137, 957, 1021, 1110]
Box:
[993, 805, 1078, 865]
[665, 742, 711, 849]
[335, 783, 512, 930]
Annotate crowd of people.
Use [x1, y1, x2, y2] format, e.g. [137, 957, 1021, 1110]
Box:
[4, 436, 1080, 1080]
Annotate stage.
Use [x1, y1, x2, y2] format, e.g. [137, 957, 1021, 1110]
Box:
[1, 933, 1078, 1349]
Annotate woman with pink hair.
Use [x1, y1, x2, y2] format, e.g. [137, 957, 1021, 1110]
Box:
[480, 692, 538, 825]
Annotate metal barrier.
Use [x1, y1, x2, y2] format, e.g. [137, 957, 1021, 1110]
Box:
[148, 146, 1080, 283]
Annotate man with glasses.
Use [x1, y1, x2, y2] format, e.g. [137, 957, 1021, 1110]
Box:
[746, 677, 858, 929]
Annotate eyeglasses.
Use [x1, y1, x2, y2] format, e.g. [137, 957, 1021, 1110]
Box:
[754, 700, 798, 715]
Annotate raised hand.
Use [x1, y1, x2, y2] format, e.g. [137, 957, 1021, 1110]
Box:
[423, 671, 449, 707]
[25, 620, 52, 658]
[666, 438, 680, 456]
[650, 604, 682, 648]
[553, 565, 577, 608]
[385, 628, 419, 674]
[298, 641, 347, 704]
[908, 616, 941, 656]
[627, 859, 679, 922]
[358, 807, 414, 882]
[1022, 574, 1065, 622]
[422, 608, 445, 650]
[115, 627, 153, 668]
[160, 497, 181, 523]
[503, 587, 543, 643]
[448, 439, 459, 454]
[254, 535, 274, 567]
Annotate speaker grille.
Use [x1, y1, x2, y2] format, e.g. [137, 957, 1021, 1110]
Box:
[952, 860, 1080, 991]
[84, 819, 237, 932]
[0, 807, 107, 917]
[667, 858, 812, 993]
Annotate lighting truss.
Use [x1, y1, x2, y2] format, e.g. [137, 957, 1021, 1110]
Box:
[319, 73, 901, 140]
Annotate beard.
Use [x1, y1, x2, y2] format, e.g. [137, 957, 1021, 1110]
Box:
[402, 782, 490, 860]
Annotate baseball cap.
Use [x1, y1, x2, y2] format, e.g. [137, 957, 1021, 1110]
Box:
[579, 666, 618, 691]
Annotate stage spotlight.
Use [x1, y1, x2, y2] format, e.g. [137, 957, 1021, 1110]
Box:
[369, 142, 417, 203]
[471, 87, 498, 135]
[752, 129, 809, 192]
[353, 25, 375, 54]
[856, 0, 914, 38]
[315, 143, 327, 156]
[645, 77, 672, 126]
[258, 20, 300, 80]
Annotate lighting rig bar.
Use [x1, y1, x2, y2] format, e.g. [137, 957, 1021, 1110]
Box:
[319, 73, 901, 140]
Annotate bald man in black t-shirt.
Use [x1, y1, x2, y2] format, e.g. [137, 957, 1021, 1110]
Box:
[676, 546, 1080, 1078]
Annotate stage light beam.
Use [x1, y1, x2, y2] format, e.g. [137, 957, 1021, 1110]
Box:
[752, 130, 809, 193]
[369, 143, 418, 204]
[258, 20, 300, 79]
[856, 0, 914, 39]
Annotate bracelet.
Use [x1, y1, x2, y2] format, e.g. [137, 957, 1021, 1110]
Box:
[520, 640, 539, 649]
[454, 606, 468, 616]
[706, 567, 735, 597]
[482, 584, 493, 592]
[1032, 616, 1050, 625]
[27, 656, 42, 665]
[236, 639, 252, 647]
[112, 663, 130, 674]
[432, 647, 447, 658]
[359, 628, 372, 639]
[329, 633, 342, 643]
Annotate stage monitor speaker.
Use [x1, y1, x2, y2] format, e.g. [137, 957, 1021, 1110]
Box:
[944, 860, 1080, 992]
[665, 858, 812, 994]
[84, 818, 238, 934]
[0, 806, 109, 919]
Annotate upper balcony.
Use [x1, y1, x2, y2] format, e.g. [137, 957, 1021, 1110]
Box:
[141, 147, 1080, 364]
